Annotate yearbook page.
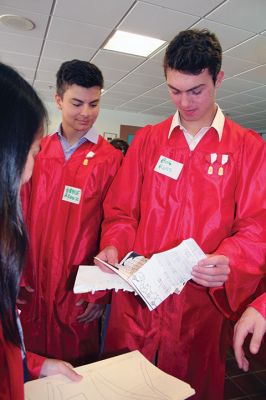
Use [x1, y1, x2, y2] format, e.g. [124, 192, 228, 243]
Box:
[25, 350, 195, 400]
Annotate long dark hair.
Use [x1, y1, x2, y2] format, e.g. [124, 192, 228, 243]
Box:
[0, 63, 47, 344]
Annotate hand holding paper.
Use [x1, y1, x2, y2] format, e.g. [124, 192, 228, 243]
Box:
[192, 254, 230, 287]
[74, 239, 208, 310]
[95, 245, 119, 265]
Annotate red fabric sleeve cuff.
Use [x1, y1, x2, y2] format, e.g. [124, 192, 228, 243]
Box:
[26, 351, 46, 380]
[249, 293, 266, 319]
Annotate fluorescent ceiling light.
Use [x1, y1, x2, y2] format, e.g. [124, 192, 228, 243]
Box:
[104, 30, 166, 57]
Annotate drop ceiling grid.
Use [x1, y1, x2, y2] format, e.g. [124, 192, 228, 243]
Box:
[0, 0, 265, 132]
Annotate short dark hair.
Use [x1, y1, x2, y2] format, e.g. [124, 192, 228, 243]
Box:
[56, 59, 104, 98]
[110, 138, 129, 155]
[0, 62, 46, 345]
[164, 29, 222, 83]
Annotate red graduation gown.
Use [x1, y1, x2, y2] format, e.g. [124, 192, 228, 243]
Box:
[19, 134, 122, 365]
[0, 323, 45, 400]
[101, 117, 266, 400]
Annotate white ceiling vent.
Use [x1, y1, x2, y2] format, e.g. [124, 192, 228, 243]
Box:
[0, 14, 35, 31]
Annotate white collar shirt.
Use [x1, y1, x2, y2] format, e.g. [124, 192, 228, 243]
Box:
[168, 105, 225, 150]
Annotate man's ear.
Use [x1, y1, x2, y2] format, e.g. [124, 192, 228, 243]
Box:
[55, 93, 63, 110]
[215, 70, 224, 89]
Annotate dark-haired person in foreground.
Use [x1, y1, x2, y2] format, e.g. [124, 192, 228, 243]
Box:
[0, 62, 81, 400]
[19, 60, 122, 366]
[96, 29, 266, 399]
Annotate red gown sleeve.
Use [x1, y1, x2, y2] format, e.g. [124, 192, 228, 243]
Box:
[210, 132, 266, 318]
[250, 293, 266, 319]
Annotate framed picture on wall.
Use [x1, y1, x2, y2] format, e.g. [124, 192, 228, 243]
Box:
[103, 132, 118, 142]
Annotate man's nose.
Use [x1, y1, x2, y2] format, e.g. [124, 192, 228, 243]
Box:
[80, 104, 90, 116]
[180, 93, 190, 108]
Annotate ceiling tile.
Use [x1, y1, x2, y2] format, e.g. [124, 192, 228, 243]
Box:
[99, 66, 129, 82]
[119, 2, 199, 41]
[150, 47, 166, 64]
[33, 80, 56, 91]
[216, 88, 235, 99]
[37, 90, 55, 102]
[35, 69, 56, 82]
[244, 86, 266, 98]
[0, 31, 42, 55]
[42, 40, 96, 61]
[0, 50, 38, 69]
[134, 60, 164, 78]
[47, 17, 111, 48]
[236, 66, 266, 85]
[224, 109, 244, 117]
[109, 81, 149, 96]
[0, 5, 50, 37]
[140, 0, 224, 17]
[100, 96, 127, 107]
[222, 55, 259, 78]
[207, 0, 266, 33]
[219, 93, 263, 106]
[221, 77, 262, 92]
[143, 108, 170, 116]
[218, 98, 244, 110]
[91, 50, 144, 71]
[38, 57, 63, 73]
[53, 0, 135, 28]
[225, 35, 266, 64]
[117, 102, 151, 112]
[192, 19, 254, 51]
[121, 72, 164, 88]
[102, 89, 137, 102]
[226, 103, 262, 114]
[15, 66, 35, 80]
[130, 94, 164, 106]
[144, 84, 169, 100]
[246, 100, 266, 113]
[0, 0, 53, 14]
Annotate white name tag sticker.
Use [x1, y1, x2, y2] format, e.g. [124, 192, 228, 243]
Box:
[154, 156, 183, 180]
[62, 185, 82, 204]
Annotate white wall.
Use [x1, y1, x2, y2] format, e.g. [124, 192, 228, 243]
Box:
[46, 101, 164, 136]
[46, 101, 266, 141]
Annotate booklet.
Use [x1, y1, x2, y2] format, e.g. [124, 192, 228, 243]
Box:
[74, 238, 206, 311]
[24, 350, 195, 400]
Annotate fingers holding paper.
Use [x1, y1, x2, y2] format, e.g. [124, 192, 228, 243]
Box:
[95, 246, 119, 265]
[191, 254, 230, 287]
[40, 358, 82, 381]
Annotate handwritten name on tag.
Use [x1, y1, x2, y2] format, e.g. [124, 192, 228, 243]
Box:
[154, 156, 183, 180]
[62, 185, 82, 204]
